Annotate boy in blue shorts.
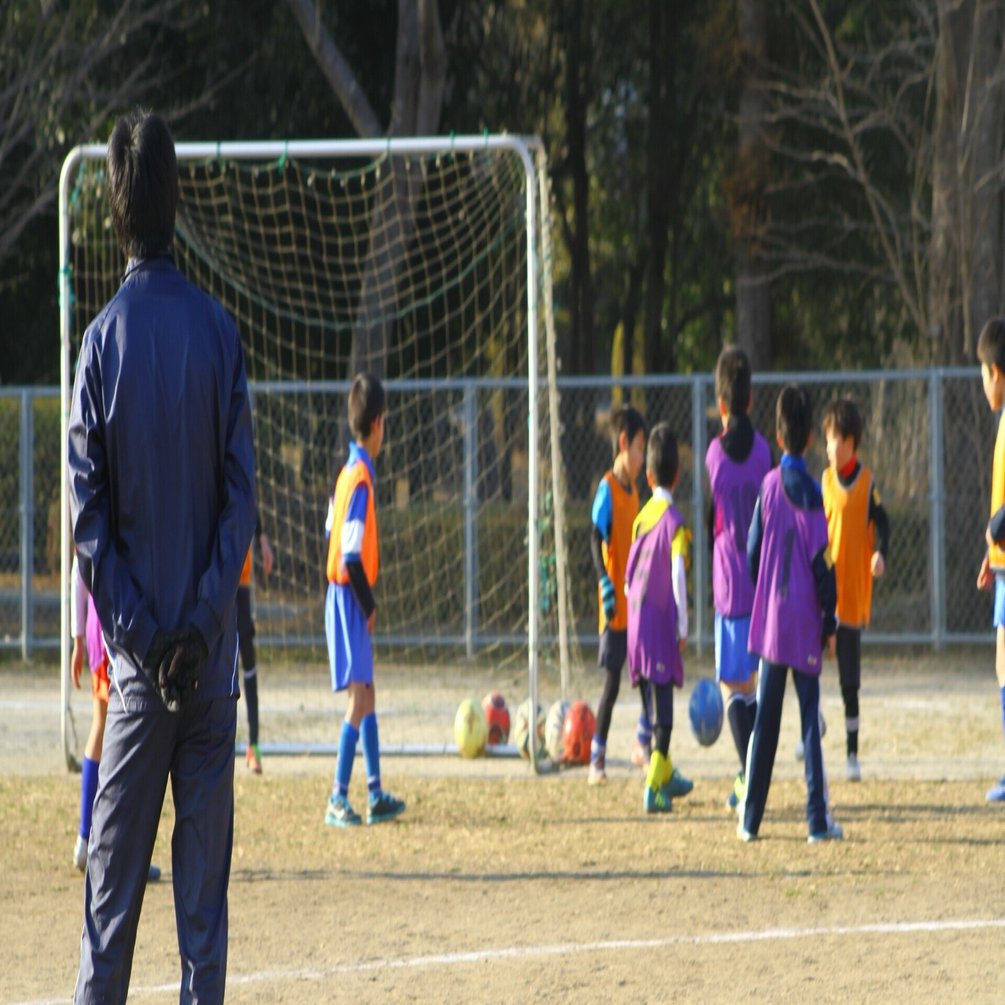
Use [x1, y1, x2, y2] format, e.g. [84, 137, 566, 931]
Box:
[740, 385, 841, 843]
[626, 423, 691, 813]
[705, 346, 772, 809]
[976, 318, 1005, 803]
[324, 373, 405, 827]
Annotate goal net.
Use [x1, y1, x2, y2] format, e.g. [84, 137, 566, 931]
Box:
[59, 136, 578, 767]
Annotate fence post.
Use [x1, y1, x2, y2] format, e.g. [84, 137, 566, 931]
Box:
[463, 383, 478, 658]
[929, 371, 945, 649]
[20, 390, 34, 661]
[691, 378, 706, 657]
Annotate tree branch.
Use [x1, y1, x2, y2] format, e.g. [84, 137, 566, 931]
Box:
[284, 0, 384, 138]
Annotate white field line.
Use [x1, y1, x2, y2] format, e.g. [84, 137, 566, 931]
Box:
[16, 916, 1005, 1003]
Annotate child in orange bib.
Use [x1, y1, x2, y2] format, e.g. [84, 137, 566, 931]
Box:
[821, 397, 889, 782]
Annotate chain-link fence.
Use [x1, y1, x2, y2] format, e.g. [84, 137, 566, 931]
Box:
[1, 370, 995, 657]
[559, 369, 992, 648]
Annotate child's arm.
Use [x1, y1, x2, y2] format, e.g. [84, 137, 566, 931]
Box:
[591, 480, 616, 621]
[746, 495, 764, 585]
[988, 503, 1005, 549]
[70, 554, 86, 689]
[672, 525, 690, 650]
[869, 483, 890, 577]
[812, 544, 838, 654]
[341, 483, 377, 628]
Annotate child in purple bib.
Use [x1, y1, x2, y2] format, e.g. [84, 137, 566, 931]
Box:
[740, 385, 841, 844]
[626, 423, 693, 814]
[705, 346, 772, 810]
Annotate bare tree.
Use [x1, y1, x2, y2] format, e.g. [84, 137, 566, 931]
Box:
[285, 0, 447, 375]
[734, 0, 772, 368]
[0, 1, 204, 273]
[758, 0, 1005, 364]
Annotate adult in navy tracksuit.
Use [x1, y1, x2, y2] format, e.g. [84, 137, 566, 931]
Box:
[69, 111, 257, 1003]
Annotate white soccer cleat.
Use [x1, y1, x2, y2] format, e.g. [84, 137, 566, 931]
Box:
[846, 754, 861, 782]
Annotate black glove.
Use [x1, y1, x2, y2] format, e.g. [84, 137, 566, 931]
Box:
[159, 626, 208, 712]
[142, 629, 182, 704]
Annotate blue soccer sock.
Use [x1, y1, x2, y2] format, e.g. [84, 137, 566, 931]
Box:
[80, 756, 99, 838]
[1000, 686, 1005, 742]
[590, 737, 606, 768]
[361, 712, 382, 799]
[334, 721, 359, 797]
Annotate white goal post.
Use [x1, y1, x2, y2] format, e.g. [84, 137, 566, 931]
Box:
[58, 135, 572, 772]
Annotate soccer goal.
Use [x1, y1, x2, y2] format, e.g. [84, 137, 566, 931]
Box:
[58, 135, 576, 771]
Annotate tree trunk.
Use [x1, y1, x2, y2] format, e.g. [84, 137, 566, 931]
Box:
[931, 0, 1005, 364]
[564, 0, 593, 375]
[642, 0, 674, 375]
[966, 0, 1004, 355]
[287, 0, 446, 378]
[735, 0, 771, 368]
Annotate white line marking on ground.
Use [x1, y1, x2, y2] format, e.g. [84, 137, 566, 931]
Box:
[17, 917, 1005, 1003]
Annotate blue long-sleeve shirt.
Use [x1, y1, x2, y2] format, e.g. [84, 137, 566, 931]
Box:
[69, 255, 257, 708]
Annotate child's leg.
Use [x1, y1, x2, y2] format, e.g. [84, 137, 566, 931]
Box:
[985, 586, 1005, 801]
[725, 680, 757, 770]
[354, 684, 406, 822]
[591, 629, 625, 772]
[636, 679, 653, 759]
[237, 587, 260, 749]
[742, 661, 786, 837]
[836, 626, 861, 759]
[643, 682, 674, 812]
[717, 614, 758, 770]
[792, 669, 830, 836]
[79, 695, 108, 839]
[994, 626, 1005, 784]
[332, 682, 371, 797]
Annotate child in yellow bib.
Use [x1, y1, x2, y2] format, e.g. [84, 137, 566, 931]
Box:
[977, 318, 1005, 803]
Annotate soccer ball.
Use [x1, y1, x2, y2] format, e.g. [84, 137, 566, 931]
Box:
[454, 697, 488, 758]
[512, 698, 546, 760]
[481, 690, 511, 746]
[562, 700, 595, 765]
[545, 700, 571, 763]
[688, 678, 724, 747]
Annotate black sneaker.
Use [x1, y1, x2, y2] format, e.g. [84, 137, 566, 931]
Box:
[367, 791, 406, 825]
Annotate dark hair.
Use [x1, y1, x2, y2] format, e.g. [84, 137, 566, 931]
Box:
[348, 372, 386, 439]
[107, 110, 179, 259]
[822, 397, 863, 449]
[610, 404, 647, 458]
[977, 318, 1005, 371]
[715, 345, 752, 415]
[646, 422, 679, 489]
[776, 384, 813, 456]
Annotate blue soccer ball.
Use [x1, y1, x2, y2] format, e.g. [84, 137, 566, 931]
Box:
[689, 678, 723, 747]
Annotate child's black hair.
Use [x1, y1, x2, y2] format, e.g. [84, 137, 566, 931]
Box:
[776, 384, 813, 457]
[646, 422, 679, 489]
[610, 404, 647, 459]
[822, 397, 863, 450]
[348, 372, 386, 439]
[715, 345, 752, 416]
[977, 318, 1005, 372]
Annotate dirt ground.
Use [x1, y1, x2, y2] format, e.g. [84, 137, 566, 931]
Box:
[2, 649, 1005, 1003]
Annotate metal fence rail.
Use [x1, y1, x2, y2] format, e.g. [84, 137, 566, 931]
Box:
[2, 369, 994, 658]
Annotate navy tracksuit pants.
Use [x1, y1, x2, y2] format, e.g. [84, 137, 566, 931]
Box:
[74, 693, 237, 1004]
[742, 661, 830, 837]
